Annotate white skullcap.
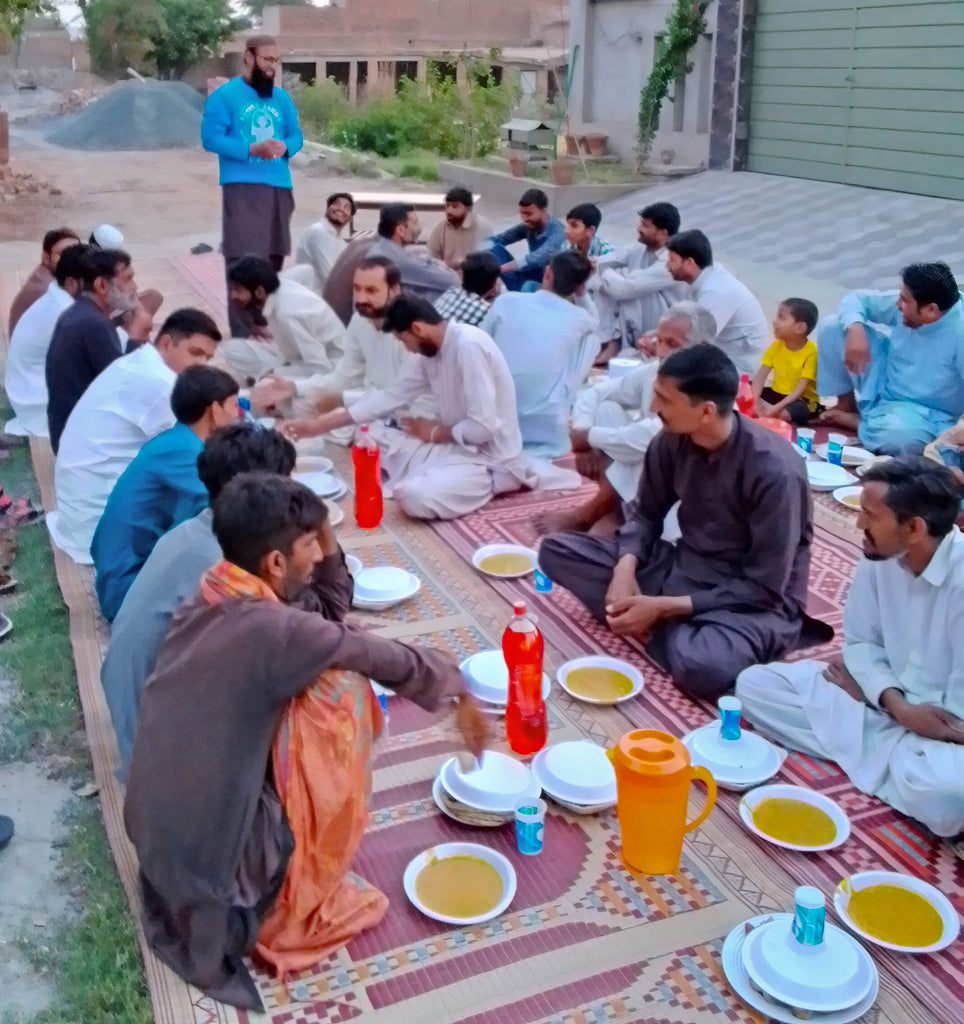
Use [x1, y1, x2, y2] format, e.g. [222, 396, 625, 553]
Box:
[92, 223, 125, 248]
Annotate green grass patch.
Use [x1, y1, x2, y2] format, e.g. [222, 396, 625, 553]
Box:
[379, 149, 440, 182]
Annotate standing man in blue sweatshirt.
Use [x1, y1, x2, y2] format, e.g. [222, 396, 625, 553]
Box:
[201, 35, 304, 337]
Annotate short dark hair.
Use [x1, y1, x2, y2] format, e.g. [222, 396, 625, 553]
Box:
[461, 251, 501, 297]
[519, 188, 548, 210]
[382, 294, 443, 333]
[666, 230, 713, 269]
[43, 227, 79, 254]
[357, 254, 401, 289]
[227, 255, 280, 295]
[378, 203, 415, 239]
[80, 248, 131, 292]
[549, 250, 593, 298]
[566, 203, 602, 230]
[213, 472, 327, 575]
[54, 243, 90, 288]
[170, 365, 239, 425]
[639, 202, 681, 236]
[657, 342, 739, 415]
[781, 297, 819, 334]
[327, 191, 357, 215]
[901, 262, 960, 313]
[197, 423, 297, 503]
[245, 33, 277, 52]
[445, 185, 474, 207]
[157, 307, 222, 344]
[861, 456, 961, 539]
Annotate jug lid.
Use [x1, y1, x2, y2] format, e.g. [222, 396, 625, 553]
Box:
[612, 729, 690, 776]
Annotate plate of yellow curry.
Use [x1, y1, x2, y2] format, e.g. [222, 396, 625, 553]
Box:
[403, 842, 517, 925]
[739, 784, 850, 852]
[834, 871, 960, 954]
[557, 656, 643, 705]
[472, 544, 538, 578]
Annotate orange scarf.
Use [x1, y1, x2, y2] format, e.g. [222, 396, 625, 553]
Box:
[202, 560, 388, 977]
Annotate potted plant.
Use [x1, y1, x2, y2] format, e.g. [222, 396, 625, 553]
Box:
[550, 157, 574, 185]
[508, 151, 529, 177]
[585, 132, 608, 156]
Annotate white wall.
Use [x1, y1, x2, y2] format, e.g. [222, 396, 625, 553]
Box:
[568, 0, 717, 166]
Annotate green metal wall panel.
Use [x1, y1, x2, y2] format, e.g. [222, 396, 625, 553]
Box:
[748, 0, 964, 200]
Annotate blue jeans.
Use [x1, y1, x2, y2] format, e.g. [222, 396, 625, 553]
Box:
[484, 242, 543, 292]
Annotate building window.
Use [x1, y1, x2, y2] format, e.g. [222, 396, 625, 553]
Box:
[473, 64, 503, 88]
[395, 60, 418, 89]
[357, 60, 368, 100]
[548, 64, 566, 104]
[282, 61, 316, 86]
[519, 69, 537, 98]
[325, 61, 350, 92]
[673, 70, 686, 132]
[430, 60, 458, 84]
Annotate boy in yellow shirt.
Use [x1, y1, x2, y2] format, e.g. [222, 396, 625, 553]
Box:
[751, 297, 820, 425]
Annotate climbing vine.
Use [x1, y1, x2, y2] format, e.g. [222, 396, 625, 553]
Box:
[636, 0, 711, 166]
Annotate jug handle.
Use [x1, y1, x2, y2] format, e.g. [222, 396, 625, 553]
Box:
[683, 765, 717, 834]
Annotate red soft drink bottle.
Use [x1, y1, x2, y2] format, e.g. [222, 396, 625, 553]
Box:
[503, 601, 547, 756]
[736, 373, 755, 417]
[352, 424, 383, 529]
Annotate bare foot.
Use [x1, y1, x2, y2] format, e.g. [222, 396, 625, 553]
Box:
[593, 339, 620, 367]
[815, 407, 860, 432]
[533, 505, 594, 536]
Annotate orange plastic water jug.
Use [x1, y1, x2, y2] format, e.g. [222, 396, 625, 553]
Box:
[608, 729, 716, 874]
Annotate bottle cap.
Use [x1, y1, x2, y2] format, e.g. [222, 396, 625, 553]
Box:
[359, 423, 370, 433]
[512, 600, 526, 615]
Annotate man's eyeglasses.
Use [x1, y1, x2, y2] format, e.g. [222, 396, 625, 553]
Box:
[253, 53, 279, 65]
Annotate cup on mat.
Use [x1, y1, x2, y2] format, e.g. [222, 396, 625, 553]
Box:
[827, 433, 847, 466]
[718, 695, 742, 741]
[533, 568, 553, 593]
[796, 426, 814, 454]
[515, 798, 547, 856]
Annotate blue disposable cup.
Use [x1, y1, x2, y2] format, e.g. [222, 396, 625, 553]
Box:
[533, 568, 552, 593]
[792, 886, 826, 946]
[796, 427, 814, 454]
[514, 798, 546, 856]
[718, 695, 742, 742]
[827, 433, 846, 466]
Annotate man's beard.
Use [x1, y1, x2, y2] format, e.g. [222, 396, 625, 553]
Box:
[249, 65, 275, 98]
[355, 302, 386, 320]
[417, 341, 438, 357]
[106, 283, 136, 316]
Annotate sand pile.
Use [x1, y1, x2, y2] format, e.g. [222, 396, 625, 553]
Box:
[46, 79, 205, 151]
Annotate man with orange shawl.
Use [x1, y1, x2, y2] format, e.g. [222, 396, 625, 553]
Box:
[124, 473, 487, 1010]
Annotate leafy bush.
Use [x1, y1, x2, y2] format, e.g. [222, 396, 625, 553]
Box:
[291, 77, 352, 136]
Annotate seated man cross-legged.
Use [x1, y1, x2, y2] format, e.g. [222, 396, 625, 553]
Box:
[815, 261, 964, 455]
[540, 300, 717, 536]
[539, 343, 828, 699]
[124, 473, 487, 1010]
[737, 457, 964, 839]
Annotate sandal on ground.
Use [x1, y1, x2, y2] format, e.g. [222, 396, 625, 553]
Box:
[0, 572, 16, 594]
[1, 496, 43, 526]
[0, 612, 11, 643]
[0, 815, 14, 852]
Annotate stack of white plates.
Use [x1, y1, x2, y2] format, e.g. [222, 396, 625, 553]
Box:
[435, 751, 541, 822]
[459, 650, 551, 715]
[531, 740, 616, 814]
[807, 461, 856, 491]
[815, 442, 874, 467]
[352, 566, 421, 610]
[723, 913, 879, 1023]
[682, 722, 784, 791]
[292, 469, 348, 500]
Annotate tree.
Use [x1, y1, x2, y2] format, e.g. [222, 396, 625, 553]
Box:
[83, 0, 163, 76]
[0, 0, 53, 40]
[240, 0, 310, 23]
[149, 0, 243, 80]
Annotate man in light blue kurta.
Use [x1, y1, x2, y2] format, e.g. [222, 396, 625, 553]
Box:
[816, 262, 964, 454]
[482, 251, 599, 457]
[92, 366, 240, 622]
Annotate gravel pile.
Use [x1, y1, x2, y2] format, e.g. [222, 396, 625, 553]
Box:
[46, 79, 204, 151]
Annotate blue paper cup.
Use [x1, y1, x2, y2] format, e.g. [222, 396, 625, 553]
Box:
[796, 427, 814, 454]
[533, 568, 553, 593]
[514, 798, 547, 856]
[827, 433, 846, 466]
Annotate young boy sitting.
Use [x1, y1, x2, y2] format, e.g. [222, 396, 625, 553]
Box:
[751, 297, 820, 425]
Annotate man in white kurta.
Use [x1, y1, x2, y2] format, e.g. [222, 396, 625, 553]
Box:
[481, 251, 599, 457]
[593, 202, 687, 355]
[283, 296, 534, 520]
[47, 310, 223, 564]
[249, 257, 435, 439]
[4, 243, 86, 437]
[292, 192, 353, 294]
[222, 255, 346, 383]
[736, 456, 964, 837]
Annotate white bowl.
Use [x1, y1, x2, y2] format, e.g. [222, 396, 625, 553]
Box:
[459, 649, 551, 706]
[683, 723, 784, 790]
[403, 842, 517, 925]
[431, 776, 511, 828]
[740, 783, 850, 852]
[722, 915, 878, 1024]
[608, 356, 641, 379]
[833, 870, 960, 954]
[353, 566, 419, 602]
[325, 499, 345, 527]
[816, 442, 874, 467]
[292, 470, 347, 499]
[439, 752, 539, 814]
[807, 461, 856, 491]
[556, 655, 643, 705]
[531, 741, 616, 805]
[742, 916, 876, 1013]
[345, 553, 362, 577]
[471, 544, 538, 578]
[296, 455, 333, 474]
[833, 484, 862, 511]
